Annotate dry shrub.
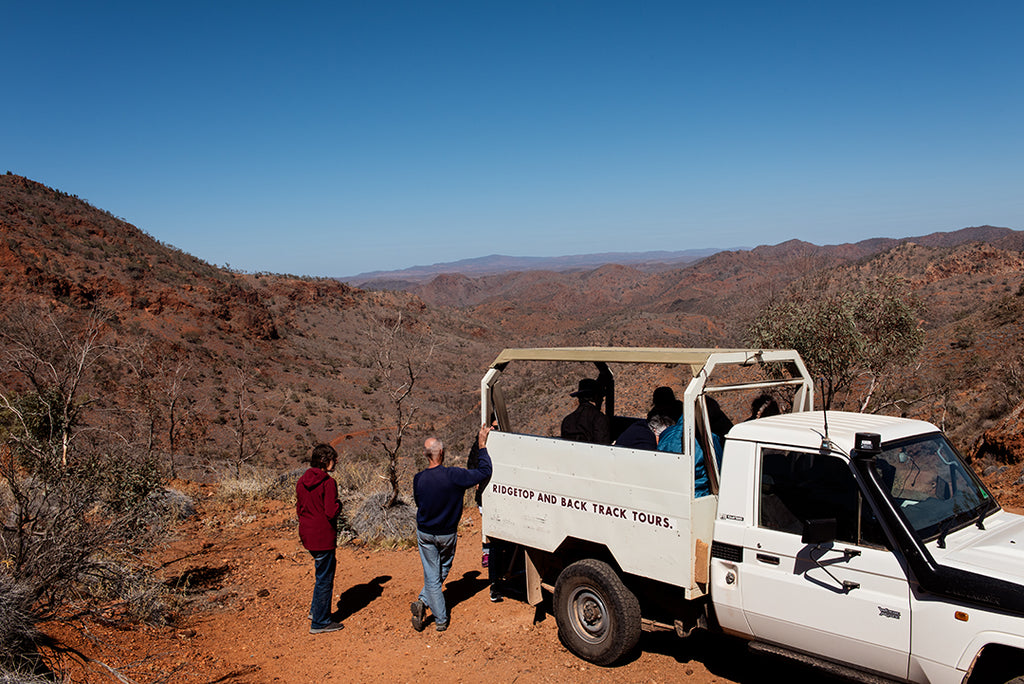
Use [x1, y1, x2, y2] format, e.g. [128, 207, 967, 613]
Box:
[161, 564, 236, 615]
[1, 459, 165, 613]
[334, 459, 384, 494]
[0, 668, 58, 684]
[348, 492, 416, 544]
[0, 671, 55, 679]
[79, 556, 174, 625]
[216, 465, 293, 503]
[0, 573, 40, 673]
[144, 487, 197, 522]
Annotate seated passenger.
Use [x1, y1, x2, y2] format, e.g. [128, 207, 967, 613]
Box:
[748, 393, 781, 421]
[560, 378, 611, 444]
[648, 386, 683, 422]
[657, 414, 719, 498]
[706, 396, 733, 435]
[705, 396, 733, 467]
[614, 412, 675, 451]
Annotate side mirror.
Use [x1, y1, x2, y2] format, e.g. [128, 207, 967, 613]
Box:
[802, 518, 837, 545]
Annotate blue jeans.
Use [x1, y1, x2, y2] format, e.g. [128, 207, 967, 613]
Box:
[417, 530, 457, 626]
[309, 550, 336, 629]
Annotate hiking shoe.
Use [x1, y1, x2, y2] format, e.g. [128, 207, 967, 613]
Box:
[435, 622, 448, 632]
[410, 600, 426, 632]
[309, 621, 344, 635]
[490, 587, 503, 603]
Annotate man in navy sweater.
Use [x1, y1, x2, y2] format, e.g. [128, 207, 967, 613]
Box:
[410, 424, 493, 632]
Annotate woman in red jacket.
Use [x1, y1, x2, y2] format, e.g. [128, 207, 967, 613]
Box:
[296, 443, 343, 634]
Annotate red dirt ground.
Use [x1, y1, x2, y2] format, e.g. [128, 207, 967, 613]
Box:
[42, 493, 1023, 684]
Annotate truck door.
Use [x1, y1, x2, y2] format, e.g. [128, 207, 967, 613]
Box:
[740, 447, 911, 680]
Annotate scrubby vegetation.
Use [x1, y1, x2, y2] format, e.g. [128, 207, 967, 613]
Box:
[747, 275, 925, 411]
[2, 173, 1024, 678]
[0, 305, 181, 680]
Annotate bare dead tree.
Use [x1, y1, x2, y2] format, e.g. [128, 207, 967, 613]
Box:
[121, 338, 160, 457]
[224, 361, 284, 478]
[120, 340, 202, 479]
[369, 311, 434, 508]
[0, 304, 106, 469]
[163, 358, 204, 479]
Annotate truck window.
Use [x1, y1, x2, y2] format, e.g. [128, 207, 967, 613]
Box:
[759, 448, 889, 549]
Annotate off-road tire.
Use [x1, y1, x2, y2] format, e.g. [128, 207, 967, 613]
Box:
[1003, 677, 1024, 684]
[553, 558, 641, 666]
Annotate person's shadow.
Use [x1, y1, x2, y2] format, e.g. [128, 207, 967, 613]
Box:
[333, 575, 391, 622]
[443, 570, 489, 615]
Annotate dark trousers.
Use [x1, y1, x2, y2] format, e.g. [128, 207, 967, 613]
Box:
[309, 549, 336, 628]
[488, 538, 514, 585]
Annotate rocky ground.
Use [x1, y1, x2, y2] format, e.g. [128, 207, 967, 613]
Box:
[40, 490, 850, 684]
[42, 477, 1023, 684]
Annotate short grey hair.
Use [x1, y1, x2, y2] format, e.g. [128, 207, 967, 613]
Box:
[424, 437, 444, 459]
[647, 414, 675, 438]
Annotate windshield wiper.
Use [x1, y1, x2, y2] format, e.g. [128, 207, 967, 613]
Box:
[976, 501, 995, 530]
[936, 518, 953, 549]
[935, 504, 993, 547]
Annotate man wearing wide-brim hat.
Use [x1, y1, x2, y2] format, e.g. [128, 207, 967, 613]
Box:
[560, 377, 611, 444]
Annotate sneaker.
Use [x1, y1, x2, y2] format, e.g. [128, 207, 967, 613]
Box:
[435, 622, 448, 632]
[410, 600, 426, 632]
[309, 621, 344, 634]
[481, 550, 489, 568]
[489, 587, 503, 603]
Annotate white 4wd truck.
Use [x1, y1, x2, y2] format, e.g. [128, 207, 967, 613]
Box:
[479, 347, 1024, 684]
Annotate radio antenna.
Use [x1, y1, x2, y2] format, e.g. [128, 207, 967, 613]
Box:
[819, 376, 832, 451]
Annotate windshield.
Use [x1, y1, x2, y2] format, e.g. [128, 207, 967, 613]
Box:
[874, 432, 998, 542]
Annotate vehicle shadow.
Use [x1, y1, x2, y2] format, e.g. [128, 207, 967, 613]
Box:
[333, 575, 391, 622]
[490, 581, 841, 681]
[639, 630, 848, 682]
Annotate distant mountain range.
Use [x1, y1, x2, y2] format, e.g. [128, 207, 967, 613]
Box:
[346, 224, 1024, 289]
[2, 172, 1023, 480]
[345, 248, 726, 287]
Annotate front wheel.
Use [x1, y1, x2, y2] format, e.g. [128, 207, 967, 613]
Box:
[553, 558, 641, 666]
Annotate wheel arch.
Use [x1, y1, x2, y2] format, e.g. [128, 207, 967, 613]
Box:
[965, 642, 1024, 684]
[553, 537, 622, 573]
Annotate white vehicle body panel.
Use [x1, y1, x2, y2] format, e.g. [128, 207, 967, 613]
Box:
[484, 430, 717, 595]
[932, 511, 1024, 583]
[481, 347, 813, 599]
[727, 412, 1024, 683]
[740, 526, 911, 678]
[908, 512, 1024, 683]
[477, 348, 1024, 683]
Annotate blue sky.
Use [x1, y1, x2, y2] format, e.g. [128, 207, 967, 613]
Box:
[5, 1, 1023, 277]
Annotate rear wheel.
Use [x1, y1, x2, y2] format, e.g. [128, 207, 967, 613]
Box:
[553, 558, 641, 666]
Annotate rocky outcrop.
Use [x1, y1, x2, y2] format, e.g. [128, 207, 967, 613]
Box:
[974, 400, 1024, 465]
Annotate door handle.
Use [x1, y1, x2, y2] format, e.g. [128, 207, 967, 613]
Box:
[756, 553, 780, 565]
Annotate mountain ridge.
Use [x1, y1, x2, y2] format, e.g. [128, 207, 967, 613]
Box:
[1, 172, 1023, 477]
[346, 247, 725, 285]
[348, 225, 1020, 290]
